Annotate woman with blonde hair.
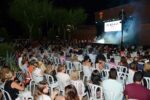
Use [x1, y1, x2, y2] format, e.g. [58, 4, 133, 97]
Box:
[70, 70, 85, 100]
[45, 62, 57, 81]
[2, 69, 25, 100]
[56, 65, 70, 91]
[32, 61, 44, 83]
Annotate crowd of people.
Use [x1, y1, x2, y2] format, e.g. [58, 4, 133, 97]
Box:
[0, 40, 150, 100]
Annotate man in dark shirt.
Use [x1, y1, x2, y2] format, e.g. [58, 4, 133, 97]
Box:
[124, 71, 150, 100]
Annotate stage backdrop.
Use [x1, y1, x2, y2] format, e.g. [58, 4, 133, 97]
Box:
[95, 1, 150, 45]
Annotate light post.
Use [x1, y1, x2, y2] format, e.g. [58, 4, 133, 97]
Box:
[120, 9, 125, 48]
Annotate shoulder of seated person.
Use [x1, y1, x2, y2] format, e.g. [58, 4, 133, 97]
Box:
[55, 96, 65, 100]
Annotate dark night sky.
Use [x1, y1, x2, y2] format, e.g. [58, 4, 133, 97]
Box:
[53, 0, 138, 24]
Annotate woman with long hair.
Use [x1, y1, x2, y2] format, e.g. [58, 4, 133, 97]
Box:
[34, 81, 51, 100]
[65, 84, 80, 100]
[55, 84, 80, 100]
[34, 81, 59, 100]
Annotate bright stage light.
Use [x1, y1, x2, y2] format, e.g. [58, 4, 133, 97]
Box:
[97, 38, 105, 44]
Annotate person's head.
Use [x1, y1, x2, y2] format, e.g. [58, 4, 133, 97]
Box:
[110, 58, 115, 63]
[83, 55, 90, 62]
[133, 71, 143, 83]
[144, 62, 150, 72]
[34, 81, 49, 100]
[96, 54, 106, 69]
[91, 70, 101, 85]
[120, 56, 128, 67]
[96, 54, 106, 62]
[60, 51, 64, 56]
[70, 70, 79, 80]
[57, 64, 65, 73]
[65, 84, 79, 100]
[1, 68, 15, 82]
[45, 64, 53, 74]
[130, 62, 138, 71]
[77, 49, 83, 55]
[109, 68, 117, 79]
[88, 48, 93, 54]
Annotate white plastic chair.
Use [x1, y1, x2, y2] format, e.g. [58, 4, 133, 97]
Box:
[73, 61, 83, 71]
[17, 91, 33, 100]
[53, 57, 61, 66]
[101, 69, 109, 81]
[71, 80, 87, 97]
[142, 77, 150, 90]
[29, 80, 36, 95]
[117, 66, 129, 74]
[114, 56, 121, 65]
[73, 61, 83, 79]
[44, 74, 59, 94]
[56, 75, 70, 95]
[117, 71, 128, 86]
[87, 83, 103, 100]
[0, 87, 12, 100]
[65, 61, 74, 75]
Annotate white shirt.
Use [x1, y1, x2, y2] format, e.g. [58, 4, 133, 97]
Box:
[38, 94, 51, 100]
[77, 55, 84, 62]
[83, 66, 92, 81]
[102, 79, 124, 100]
[32, 68, 44, 83]
[88, 54, 96, 64]
[56, 72, 70, 90]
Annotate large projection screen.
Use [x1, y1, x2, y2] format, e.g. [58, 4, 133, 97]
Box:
[104, 20, 122, 32]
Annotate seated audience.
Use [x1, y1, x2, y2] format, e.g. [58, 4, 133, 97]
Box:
[91, 70, 101, 85]
[95, 54, 108, 72]
[82, 56, 92, 81]
[126, 62, 137, 84]
[56, 65, 70, 91]
[3, 69, 25, 100]
[143, 62, 150, 77]
[108, 58, 117, 69]
[102, 68, 123, 100]
[32, 62, 44, 83]
[45, 62, 57, 81]
[55, 84, 80, 100]
[60, 51, 66, 65]
[34, 81, 58, 100]
[70, 70, 85, 98]
[124, 71, 150, 100]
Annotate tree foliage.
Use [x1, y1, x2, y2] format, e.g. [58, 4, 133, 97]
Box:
[10, 0, 53, 39]
[10, 0, 87, 40]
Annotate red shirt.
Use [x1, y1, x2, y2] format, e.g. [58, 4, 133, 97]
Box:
[124, 83, 150, 100]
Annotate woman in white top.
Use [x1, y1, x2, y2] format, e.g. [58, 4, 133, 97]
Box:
[56, 65, 71, 91]
[32, 63, 44, 84]
[126, 62, 137, 84]
[82, 55, 92, 81]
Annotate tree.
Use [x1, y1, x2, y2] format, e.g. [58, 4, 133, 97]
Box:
[10, 0, 53, 39]
[50, 8, 87, 40]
